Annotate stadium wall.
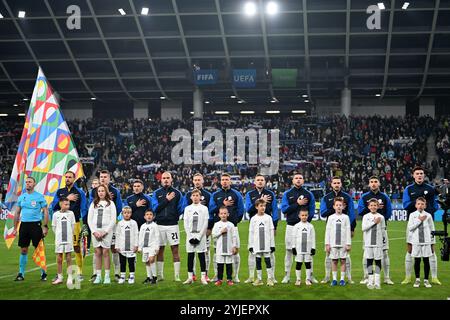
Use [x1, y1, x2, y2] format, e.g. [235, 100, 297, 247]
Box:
[161, 100, 182, 120]
[316, 98, 435, 117]
[420, 103, 435, 118]
[133, 101, 149, 119]
[60, 102, 93, 120]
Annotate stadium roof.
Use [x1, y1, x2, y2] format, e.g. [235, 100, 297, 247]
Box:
[0, 0, 450, 107]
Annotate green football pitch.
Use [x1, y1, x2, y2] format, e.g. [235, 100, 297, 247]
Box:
[0, 220, 448, 300]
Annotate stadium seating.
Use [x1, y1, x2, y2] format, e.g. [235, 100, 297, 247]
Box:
[1, 115, 447, 202]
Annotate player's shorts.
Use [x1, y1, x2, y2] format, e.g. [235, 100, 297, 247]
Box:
[234, 226, 240, 248]
[216, 254, 233, 264]
[55, 243, 74, 254]
[18, 221, 43, 248]
[142, 247, 159, 263]
[119, 251, 136, 258]
[382, 228, 389, 250]
[285, 225, 295, 249]
[206, 234, 211, 248]
[295, 253, 312, 263]
[411, 244, 433, 258]
[158, 225, 180, 246]
[186, 236, 207, 253]
[329, 247, 349, 260]
[92, 231, 114, 248]
[364, 246, 383, 260]
[254, 252, 271, 259]
[73, 221, 81, 248]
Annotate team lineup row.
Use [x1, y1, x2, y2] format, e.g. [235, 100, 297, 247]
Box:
[12, 166, 442, 290]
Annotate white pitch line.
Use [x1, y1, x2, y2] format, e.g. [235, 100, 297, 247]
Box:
[0, 253, 92, 280]
[0, 235, 410, 280]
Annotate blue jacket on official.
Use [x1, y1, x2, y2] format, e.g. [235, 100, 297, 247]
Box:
[358, 190, 392, 221]
[51, 184, 87, 222]
[209, 187, 245, 227]
[281, 186, 315, 225]
[245, 188, 279, 228]
[402, 182, 439, 218]
[320, 190, 356, 231]
[151, 186, 184, 226]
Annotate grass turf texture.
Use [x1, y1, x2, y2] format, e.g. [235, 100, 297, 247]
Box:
[0, 220, 448, 300]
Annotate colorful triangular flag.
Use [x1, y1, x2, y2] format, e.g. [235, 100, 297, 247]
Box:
[32, 239, 47, 272]
[3, 67, 84, 249]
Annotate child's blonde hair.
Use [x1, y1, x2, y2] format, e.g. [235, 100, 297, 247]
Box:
[122, 206, 132, 213]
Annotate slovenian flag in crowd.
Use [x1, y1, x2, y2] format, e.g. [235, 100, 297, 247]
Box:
[3, 68, 84, 249]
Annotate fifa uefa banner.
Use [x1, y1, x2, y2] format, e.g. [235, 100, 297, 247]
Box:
[233, 69, 256, 88]
[194, 69, 218, 85]
[272, 68, 298, 87]
[3, 67, 84, 249]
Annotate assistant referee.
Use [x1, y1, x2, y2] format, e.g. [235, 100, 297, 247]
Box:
[13, 176, 49, 281]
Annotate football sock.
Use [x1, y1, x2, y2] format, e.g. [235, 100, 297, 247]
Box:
[429, 252, 437, 279]
[19, 252, 28, 276]
[75, 251, 83, 275]
[382, 250, 390, 279]
[405, 252, 413, 278]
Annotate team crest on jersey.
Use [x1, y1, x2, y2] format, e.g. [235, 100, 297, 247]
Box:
[31, 200, 37, 207]
[201, 196, 204, 200]
[424, 190, 428, 195]
[299, 195, 304, 200]
[378, 199, 383, 204]
[228, 196, 232, 200]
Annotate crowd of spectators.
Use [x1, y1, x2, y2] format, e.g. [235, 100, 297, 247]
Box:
[1, 114, 448, 203]
[0, 119, 20, 201]
[90, 115, 443, 201]
[435, 117, 450, 179]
